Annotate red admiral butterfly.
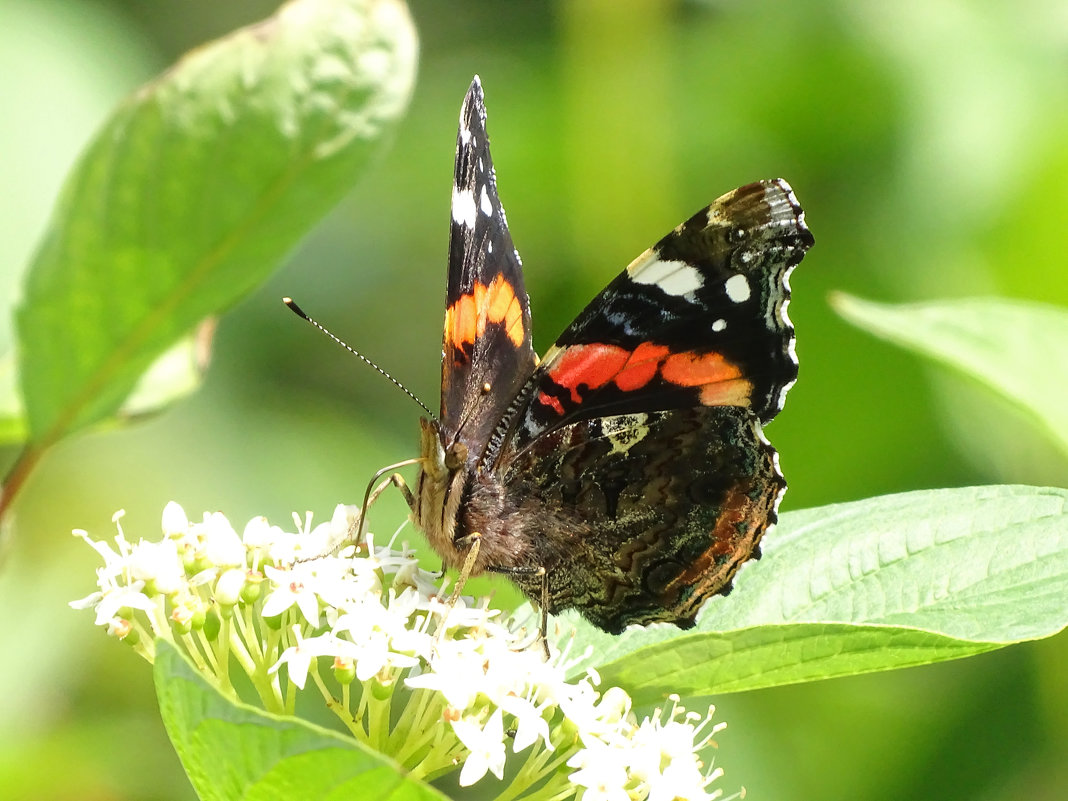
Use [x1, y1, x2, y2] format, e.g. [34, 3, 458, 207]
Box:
[413, 77, 811, 634]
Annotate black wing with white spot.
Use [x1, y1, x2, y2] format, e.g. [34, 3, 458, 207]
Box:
[439, 77, 536, 457]
[496, 179, 812, 457]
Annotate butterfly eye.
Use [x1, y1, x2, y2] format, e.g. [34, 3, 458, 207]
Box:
[445, 442, 469, 470]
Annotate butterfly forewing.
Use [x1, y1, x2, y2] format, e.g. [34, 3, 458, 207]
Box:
[440, 76, 536, 456]
[500, 180, 812, 456]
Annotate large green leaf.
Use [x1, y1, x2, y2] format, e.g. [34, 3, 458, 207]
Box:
[155, 641, 447, 801]
[831, 294, 1068, 455]
[562, 485, 1068, 703]
[0, 324, 213, 446]
[584, 624, 1001, 702]
[0, 349, 23, 445]
[12, 0, 416, 449]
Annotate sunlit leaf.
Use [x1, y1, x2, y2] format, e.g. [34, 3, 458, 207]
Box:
[14, 0, 417, 447]
[155, 641, 447, 801]
[118, 320, 215, 422]
[830, 293, 1068, 455]
[0, 350, 24, 445]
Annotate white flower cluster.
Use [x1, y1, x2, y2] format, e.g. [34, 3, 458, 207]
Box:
[72, 503, 728, 800]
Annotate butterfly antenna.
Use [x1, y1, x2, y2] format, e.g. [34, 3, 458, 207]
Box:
[283, 297, 434, 417]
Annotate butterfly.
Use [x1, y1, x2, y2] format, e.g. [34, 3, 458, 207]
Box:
[405, 76, 813, 635]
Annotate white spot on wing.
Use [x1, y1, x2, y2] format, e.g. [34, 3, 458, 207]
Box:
[780, 295, 794, 332]
[601, 414, 650, 455]
[782, 261, 796, 294]
[628, 257, 704, 296]
[724, 273, 751, 303]
[776, 378, 796, 412]
[452, 186, 476, 229]
[712, 318, 727, 332]
[480, 185, 493, 216]
[755, 425, 772, 447]
[770, 442, 787, 512]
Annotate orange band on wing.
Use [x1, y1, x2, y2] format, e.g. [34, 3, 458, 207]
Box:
[444, 274, 526, 354]
[668, 482, 760, 588]
[614, 343, 670, 391]
[537, 390, 566, 415]
[544, 343, 630, 402]
[698, 378, 754, 407]
[539, 341, 753, 415]
[661, 351, 741, 387]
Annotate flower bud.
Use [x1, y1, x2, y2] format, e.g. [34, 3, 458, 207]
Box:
[333, 656, 356, 685]
[215, 568, 246, 608]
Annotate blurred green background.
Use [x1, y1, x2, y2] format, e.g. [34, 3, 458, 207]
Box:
[2, 0, 1067, 798]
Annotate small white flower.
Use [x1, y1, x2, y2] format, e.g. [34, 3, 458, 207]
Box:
[161, 501, 189, 537]
[262, 564, 322, 625]
[567, 739, 632, 801]
[73, 502, 731, 799]
[453, 708, 507, 786]
[127, 537, 184, 595]
[271, 626, 327, 689]
[557, 674, 614, 742]
[310, 555, 381, 611]
[70, 529, 157, 627]
[90, 581, 155, 628]
[325, 503, 360, 549]
[629, 696, 723, 801]
[404, 639, 487, 711]
[200, 512, 246, 568]
[241, 515, 275, 556]
[497, 693, 552, 753]
[333, 611, 417, 681]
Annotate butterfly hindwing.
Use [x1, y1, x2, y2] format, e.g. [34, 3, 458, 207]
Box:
[440, 76, 536, 457]
[482, 406, 784, 633]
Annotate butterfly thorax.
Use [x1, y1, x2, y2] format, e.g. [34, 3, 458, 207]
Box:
[415, 415, 547, 580]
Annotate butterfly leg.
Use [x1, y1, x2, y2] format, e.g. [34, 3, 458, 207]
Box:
[295, 468, 416, 563]
[449, 533, 482, 605]
[366, 472, 415, 513]
[429, 533, 483, 651]
[354, 458, 421, 547]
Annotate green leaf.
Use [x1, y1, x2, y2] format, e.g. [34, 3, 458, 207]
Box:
[118, 320, 215, 422]
[0, 349, 25, 445]
[586, 624, 1001, 702]
[0, 326, 210, 446]
[14, 0, 417, 446]
[154, 640, 447, 801]
[564, 485, 1068, 702]
[830, 294, 1068, 456]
